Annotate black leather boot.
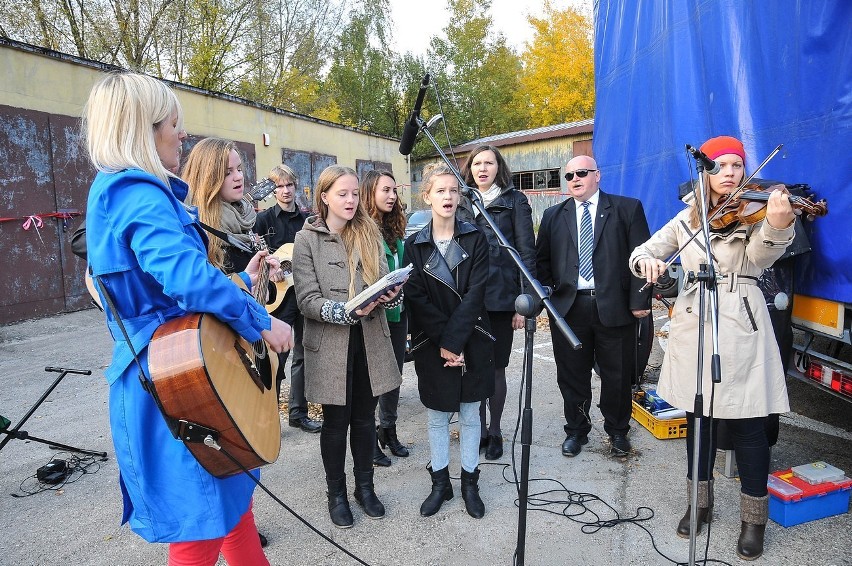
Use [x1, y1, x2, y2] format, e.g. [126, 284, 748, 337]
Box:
[420, 466, 453, 517]
[676, 479, 713, 538]
[353, 469, 385, 519]
[378, 425, 410, 457]
[373, 439, 391, 467]
[460, 467, 485, 519]
[326, 476, 353, 528]
[737, 493, 769, 560]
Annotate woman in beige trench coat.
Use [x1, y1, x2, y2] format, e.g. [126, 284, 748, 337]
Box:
[293, 165, 403, 529]
[630, 136, 795, 561]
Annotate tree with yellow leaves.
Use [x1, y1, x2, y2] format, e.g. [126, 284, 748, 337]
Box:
[518, 2, 594, 126]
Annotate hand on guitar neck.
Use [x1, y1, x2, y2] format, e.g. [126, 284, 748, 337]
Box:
[244, 237, 294, 353]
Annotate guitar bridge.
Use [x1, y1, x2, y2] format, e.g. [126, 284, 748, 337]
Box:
[233, 339, 266, 392]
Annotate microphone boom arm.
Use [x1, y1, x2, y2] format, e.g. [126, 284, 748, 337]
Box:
[414, 116, 582, 349]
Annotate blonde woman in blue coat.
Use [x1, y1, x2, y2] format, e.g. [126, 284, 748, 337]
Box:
[83, 72, 292, 565]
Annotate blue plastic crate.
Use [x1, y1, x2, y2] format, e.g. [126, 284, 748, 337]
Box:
[768, 469, 852, 527]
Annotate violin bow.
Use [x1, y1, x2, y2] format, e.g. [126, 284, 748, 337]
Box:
[639, 144, 784, 292]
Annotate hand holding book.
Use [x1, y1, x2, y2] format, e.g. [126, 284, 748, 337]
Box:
[344, 264, 413, 317]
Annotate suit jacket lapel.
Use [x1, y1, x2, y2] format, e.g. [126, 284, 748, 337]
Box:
[560, 199, 579, 247]
[594, 191, 611, 248]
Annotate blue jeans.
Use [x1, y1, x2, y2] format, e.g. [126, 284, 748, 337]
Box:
[427, 402, 480, 473]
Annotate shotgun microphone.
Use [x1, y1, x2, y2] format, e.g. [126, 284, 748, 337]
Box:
[399, 73, 430, 156]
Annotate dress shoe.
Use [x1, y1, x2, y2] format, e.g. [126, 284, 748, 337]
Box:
[485, 434, 503, 460]
[609, 434, 631, 456]
[561, 433, 588, 457]
[258, 532, 268, 548]
[289, 416, 322, 433]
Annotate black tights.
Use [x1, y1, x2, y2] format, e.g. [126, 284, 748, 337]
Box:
[686, 413, 770, 497]
[480, 367, 507, 437]
[320, 324, 379, 480]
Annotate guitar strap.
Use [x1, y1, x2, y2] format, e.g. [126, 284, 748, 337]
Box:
[92, 269, 218, 445]
[196, 219, 254, 254]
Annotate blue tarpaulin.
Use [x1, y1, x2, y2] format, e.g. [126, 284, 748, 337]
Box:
[593, 0, 851, 303]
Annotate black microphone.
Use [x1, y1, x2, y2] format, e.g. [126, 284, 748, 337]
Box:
[686, 144, 721, 174]
[399, 73, 430, 156]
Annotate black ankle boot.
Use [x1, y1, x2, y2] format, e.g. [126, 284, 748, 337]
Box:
[373, 439, 391, 467]
[485, 434, 503, 460]
[737, 493, 769, 560]
[676, 479, 713, 538]
[420, 466, 453, 517]
[378, 425, 410, 457]
[353, 469, 385, 519]
[460, 467, 485, 519]
[326, 476, 353, 528]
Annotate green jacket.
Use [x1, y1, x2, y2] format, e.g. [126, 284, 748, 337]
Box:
[384, 237, 404, 323]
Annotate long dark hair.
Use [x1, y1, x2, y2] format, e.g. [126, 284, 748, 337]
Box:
[361, 169, 406, 252]
[460, 144, 513, 189]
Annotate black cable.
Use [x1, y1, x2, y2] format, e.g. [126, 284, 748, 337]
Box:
[430, 74, 461, 171]
[502, 336, 732, 566]
[12, 452, 102, 497]
[206, 437, 371, 566]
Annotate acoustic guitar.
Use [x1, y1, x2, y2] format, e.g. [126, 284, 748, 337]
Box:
[265, 243, 294, 313]
[147, 232, 281, 477]
[147, 311, 281, 477]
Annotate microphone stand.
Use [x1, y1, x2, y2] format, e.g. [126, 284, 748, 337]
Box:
[411, 116, 581, 565]
[686, 160, 723, 566]
[0, 367, 108, 458]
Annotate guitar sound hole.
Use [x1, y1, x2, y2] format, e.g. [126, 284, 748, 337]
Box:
[252, 341, 274, 391]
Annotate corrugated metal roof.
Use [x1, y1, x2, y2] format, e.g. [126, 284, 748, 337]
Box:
[450, 118, 595, 152]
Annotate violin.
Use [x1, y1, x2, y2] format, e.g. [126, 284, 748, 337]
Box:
[708, 183, 828, 231]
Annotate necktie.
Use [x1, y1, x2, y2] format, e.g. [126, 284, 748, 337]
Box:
[578, 201, 594, 281]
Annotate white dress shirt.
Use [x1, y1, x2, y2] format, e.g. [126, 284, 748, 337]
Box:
[575, 190, 600, 290]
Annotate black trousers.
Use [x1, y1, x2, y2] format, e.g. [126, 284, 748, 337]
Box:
[377, 313, 407, 428]
[550, 293, 634, 437]
[320, 324, 379, 480]
[686, 413, 770, 497]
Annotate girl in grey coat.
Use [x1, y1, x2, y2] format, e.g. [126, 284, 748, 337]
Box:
[292, 165, 403, 529]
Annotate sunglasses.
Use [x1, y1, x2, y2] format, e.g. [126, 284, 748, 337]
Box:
[564, 169, 597, 181]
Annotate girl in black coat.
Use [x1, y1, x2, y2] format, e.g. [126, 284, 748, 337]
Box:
[403, 163, 495, 519]
[458, 144, 536, 461]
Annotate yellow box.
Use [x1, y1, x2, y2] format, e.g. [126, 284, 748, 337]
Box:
[631, 400, 687, 439]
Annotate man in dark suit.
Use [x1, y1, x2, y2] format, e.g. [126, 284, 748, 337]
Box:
[536, 155, 651, 457]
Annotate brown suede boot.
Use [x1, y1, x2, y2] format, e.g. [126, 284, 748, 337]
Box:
[737, 493, 769, 560]
[676, 479, 713, 538]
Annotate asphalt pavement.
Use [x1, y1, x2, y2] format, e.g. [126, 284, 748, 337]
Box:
[1, 306, 850, 566]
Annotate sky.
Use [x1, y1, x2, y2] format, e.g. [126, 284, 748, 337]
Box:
[387, 0, 592, 58]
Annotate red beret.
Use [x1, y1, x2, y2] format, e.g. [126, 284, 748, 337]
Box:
[700, 135, 745, 161]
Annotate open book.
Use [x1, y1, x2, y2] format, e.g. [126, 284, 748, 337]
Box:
[344, 264, 413, 316]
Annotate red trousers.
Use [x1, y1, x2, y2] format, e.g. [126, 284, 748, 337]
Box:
[167, 503, 268, 566]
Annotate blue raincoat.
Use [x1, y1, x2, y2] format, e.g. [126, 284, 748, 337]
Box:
[86, 168, 271, 543]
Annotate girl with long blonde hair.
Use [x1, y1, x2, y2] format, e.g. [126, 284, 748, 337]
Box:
[82, 72, 291, 565]
[292, 165, 404, 528]
[183, 137, 257, 273]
